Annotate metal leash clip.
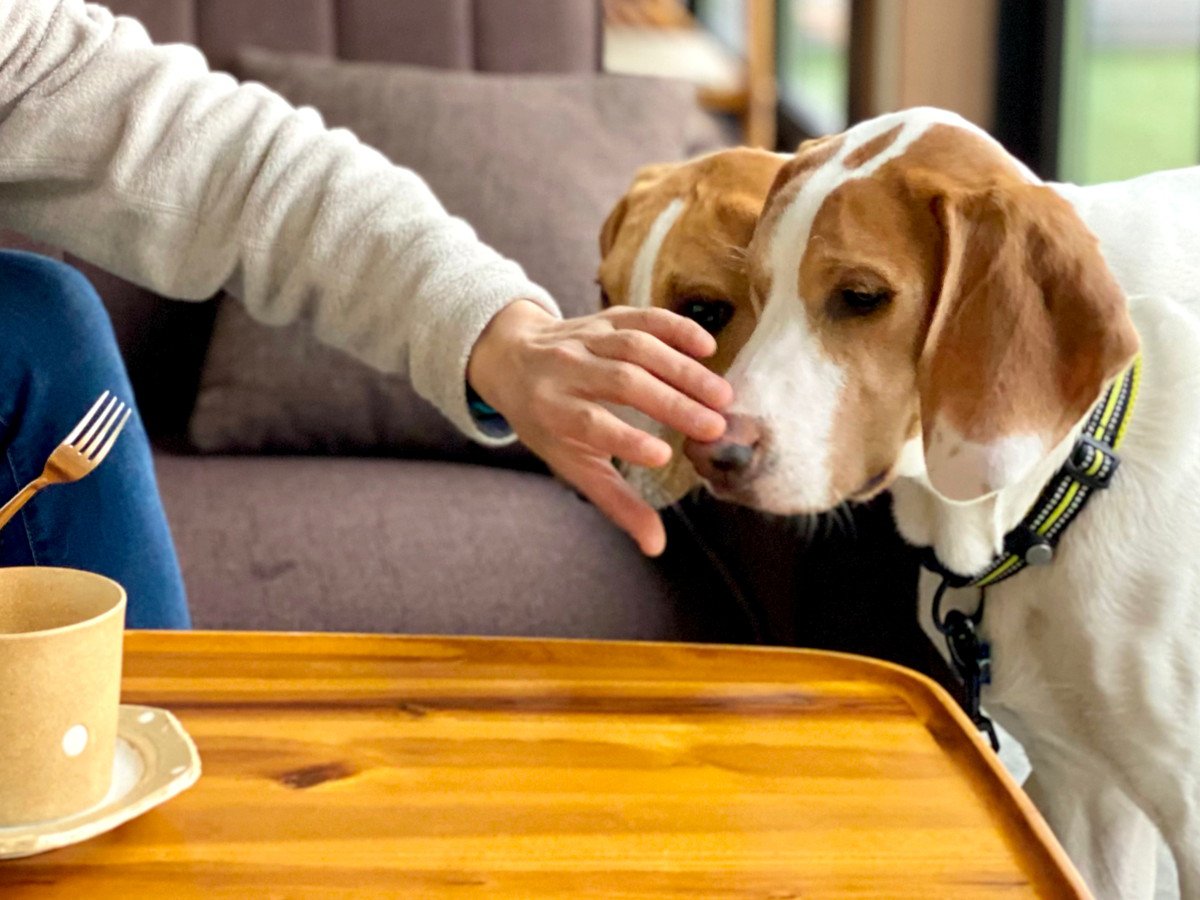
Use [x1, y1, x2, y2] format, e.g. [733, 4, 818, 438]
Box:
[932, 579, 1000, 751]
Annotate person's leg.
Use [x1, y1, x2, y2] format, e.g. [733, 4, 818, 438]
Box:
[0, 251, 189, 628]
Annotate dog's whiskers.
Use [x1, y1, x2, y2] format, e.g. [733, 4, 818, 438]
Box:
[781, 510, 819, 543]
[828, 501, 857, 540]
[719, 242, 748, 270]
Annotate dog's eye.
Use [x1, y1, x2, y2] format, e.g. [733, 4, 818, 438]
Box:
[838, 287, 892, 315]
[678, 298, 734, 335]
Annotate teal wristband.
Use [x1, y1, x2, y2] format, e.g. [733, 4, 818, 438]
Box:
[466, 383, 510, 437]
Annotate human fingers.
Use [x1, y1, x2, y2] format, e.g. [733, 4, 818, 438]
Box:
[602, 306, 719, 361]
[583, 360, 726, 443]
[553, 453, 667, 556]
[587, 328, 732, 411]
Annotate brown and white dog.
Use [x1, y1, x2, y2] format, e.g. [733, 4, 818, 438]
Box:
[674, 108, 1200, 899]
[597, 147, 786, 505]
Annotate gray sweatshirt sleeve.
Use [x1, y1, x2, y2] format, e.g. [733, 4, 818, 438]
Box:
[0, 0, 559, 444]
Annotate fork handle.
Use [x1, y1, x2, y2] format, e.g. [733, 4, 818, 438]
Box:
[0, 477, 50, 534]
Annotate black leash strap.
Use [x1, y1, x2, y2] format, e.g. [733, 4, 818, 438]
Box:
[931, 574, 999, 751]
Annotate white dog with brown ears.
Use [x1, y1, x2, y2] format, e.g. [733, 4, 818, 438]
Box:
[675, 108, 1200, 899]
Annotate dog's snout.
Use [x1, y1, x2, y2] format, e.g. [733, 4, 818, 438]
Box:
[683, 414, 764, 490]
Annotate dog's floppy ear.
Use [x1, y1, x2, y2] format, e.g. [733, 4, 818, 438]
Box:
[912, 173, 1139, 501]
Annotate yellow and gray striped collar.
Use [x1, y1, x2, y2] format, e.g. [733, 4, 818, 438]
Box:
[923, 357, 1142, 590]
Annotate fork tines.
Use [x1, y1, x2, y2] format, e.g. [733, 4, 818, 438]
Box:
[67, 391, 132, 461]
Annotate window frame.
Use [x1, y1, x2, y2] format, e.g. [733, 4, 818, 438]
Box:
[991, 0, 1067, 180]
[689, 0, 859, 147]
[775, 0, 861, 147]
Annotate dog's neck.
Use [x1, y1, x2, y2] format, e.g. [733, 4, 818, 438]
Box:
[889, 423, 1085, 578]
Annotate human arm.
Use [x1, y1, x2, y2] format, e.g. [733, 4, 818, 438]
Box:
[0, 0, 551, 439]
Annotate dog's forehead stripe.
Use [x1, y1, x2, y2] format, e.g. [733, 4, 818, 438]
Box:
[763, 108, 1038, 290]
[832, 113, 936, 179]
[833, 107, 1041, 183]
[844, 124, 903, 169]
[763, 116, 931, 293]
[628, 198, 685, 309]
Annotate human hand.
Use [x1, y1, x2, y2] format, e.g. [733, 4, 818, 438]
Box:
[467, 300, 732, 555]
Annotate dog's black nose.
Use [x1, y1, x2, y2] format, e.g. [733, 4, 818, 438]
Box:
[683, 413, 763, 489]
[710, 442, 756, 473]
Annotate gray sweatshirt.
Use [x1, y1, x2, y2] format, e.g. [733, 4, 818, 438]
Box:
[0, 0, 559, 443]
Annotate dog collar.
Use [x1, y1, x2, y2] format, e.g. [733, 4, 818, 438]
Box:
[920, 357, 1141, 750]
[922, 356, 1142, 591]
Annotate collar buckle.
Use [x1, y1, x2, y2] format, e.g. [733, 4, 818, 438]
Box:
[1063, 433, 1120, 491]
[1003, 525, 1054, 567]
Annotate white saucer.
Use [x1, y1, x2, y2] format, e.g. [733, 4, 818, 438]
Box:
[0, 705, 200, 860]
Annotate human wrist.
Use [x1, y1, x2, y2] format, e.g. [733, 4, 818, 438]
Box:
[466, 299, 553, 412]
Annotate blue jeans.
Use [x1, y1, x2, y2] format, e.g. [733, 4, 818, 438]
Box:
[0, 251, 190, 628]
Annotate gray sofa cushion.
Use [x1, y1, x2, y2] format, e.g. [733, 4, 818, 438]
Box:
[155, 453, 706, 639]
[14, 0, 602, 442]
[189, 51, 724, 457]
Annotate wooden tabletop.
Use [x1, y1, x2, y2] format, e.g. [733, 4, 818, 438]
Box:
[0, 631, 1088, 898]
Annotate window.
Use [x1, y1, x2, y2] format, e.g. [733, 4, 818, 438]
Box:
[693, 0, 851, 143]
[1059, 0, 1200, 183]
[778, 0, 851, 135]
[694, 0, 748, 54]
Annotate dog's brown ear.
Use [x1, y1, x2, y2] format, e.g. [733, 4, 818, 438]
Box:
[911, 173, 1139, 500]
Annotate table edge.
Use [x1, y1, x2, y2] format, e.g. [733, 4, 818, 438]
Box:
[123, 630, 1092, 898]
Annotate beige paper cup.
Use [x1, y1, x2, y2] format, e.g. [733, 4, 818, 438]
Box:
[0, 567, 126, 826]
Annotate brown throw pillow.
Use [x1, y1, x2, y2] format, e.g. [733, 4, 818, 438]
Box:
[188, 49, 725, 458]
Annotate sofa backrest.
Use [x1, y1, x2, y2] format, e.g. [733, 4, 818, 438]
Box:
[2, 0, 601, 441]
[104, 0, 602, 73]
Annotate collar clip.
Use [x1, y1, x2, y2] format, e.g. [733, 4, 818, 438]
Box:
[1003, 526, 1054, 567]
[1063, 433, 1121, 491]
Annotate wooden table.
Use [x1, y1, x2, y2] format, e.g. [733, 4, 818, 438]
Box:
[0, 632, 1088, 898]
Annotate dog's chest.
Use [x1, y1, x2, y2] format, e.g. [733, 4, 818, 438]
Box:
[916, 472, 1200, 768]
[906, 284, 1200, 755]
[917, 567, 1101, 750]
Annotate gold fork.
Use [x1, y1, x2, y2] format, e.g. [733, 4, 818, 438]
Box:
[0, 391, 133, 533]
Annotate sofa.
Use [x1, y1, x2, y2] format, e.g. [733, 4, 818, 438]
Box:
[0, 0, 946, 682]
